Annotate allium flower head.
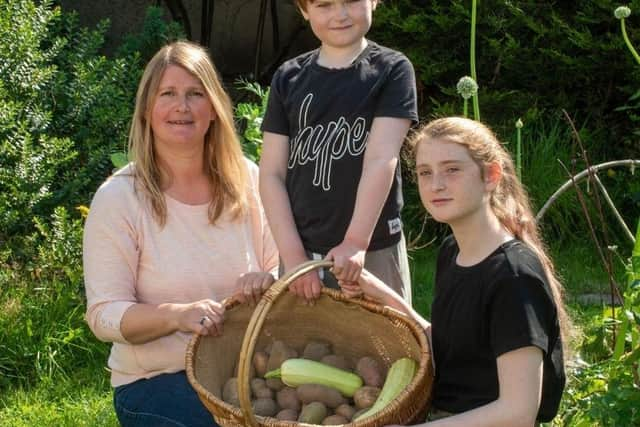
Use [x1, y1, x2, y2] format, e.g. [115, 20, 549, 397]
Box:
[615, 6, 631, 19]
[456, 76, 478, 100]
[516, 118, 523, 129]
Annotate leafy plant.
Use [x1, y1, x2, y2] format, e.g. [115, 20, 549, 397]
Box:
[560, 220, 640, 426]
[0, 0, 183, 389]
[233, 79, 270, 162]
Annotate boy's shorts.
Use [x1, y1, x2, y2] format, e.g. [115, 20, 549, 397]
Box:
[279, 233, 412, 304]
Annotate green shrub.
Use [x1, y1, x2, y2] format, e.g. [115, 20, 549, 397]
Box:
[371, 0, 640, 153]
[233, 79, 270, 162]
[370, 0, 640, 245]
[0, 0, 182, 388]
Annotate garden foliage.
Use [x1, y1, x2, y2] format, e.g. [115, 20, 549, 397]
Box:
[369, 0, 640, 245]
[559, 219, 640, 426]
[0, 0, 181, 388]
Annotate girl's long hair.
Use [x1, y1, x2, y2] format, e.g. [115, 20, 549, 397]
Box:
[128, 40, 248, 226]
[411, 117, 572, 347]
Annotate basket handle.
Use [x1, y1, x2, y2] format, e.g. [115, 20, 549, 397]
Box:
[237, 259, 333, 426]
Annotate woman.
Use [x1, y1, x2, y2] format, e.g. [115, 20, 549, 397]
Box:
[341, 117, 570, 426]
[83, 41, 278, 427]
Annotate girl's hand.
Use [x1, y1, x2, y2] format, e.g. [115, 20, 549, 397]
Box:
[338, 280, 364, 299]
[234, 272, 275, 306]
[174, 299, 225, 336]
[339, 268, 394, 305]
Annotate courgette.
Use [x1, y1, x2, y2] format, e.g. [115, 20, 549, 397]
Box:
[354, 357, 418, 421]
[264, 358, 363, 397]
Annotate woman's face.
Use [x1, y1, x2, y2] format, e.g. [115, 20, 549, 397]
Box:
[415, 138, 493, 227]
[150, 64, 216, 153]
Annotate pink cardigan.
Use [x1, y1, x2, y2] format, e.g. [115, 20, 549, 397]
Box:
[83, 160, 278, 387]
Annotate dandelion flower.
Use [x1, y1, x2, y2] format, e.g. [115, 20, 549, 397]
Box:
[456, 76, 478, 100]
[615, 6, 631, 20]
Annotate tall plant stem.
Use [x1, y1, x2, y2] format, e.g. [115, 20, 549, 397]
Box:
[622, 19, 640, 66]
[463, 99, 469, 118]
[516, 125, 522, 180]
[470, 0, 480, 120]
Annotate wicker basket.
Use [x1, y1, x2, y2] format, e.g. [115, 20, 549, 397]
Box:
[186, 260, 434, 426]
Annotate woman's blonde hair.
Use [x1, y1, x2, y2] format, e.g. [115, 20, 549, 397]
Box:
[411, 116, 572, 346]
[128, 40, 248, 226]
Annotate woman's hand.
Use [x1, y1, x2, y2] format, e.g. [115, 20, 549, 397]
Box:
[234, 272, 275, 306]
[174, 299, 226, 337]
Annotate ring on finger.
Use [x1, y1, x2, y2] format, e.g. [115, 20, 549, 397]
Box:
[199, 315, 210, 326]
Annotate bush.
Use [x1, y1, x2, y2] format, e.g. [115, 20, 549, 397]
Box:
[0, 0, 182, 388]
[369, 0, 640, 243]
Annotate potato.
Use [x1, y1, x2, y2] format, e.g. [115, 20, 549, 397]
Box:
[255, 387, 274, 399]
[353, 386, 381, 409]
[323, 414, 349, 425]
[250, 378, 267, 395]
[302, 340, 332, 361]
[253, 351, 270, 378]
[267, 340, 297, 372]
[252, 397, 278, 417]
[320, 354, 351, 371]
[296, 383, 347, 409]
[356, 356, 385, 388]
[222, 377, 240, 407]
[276, 387, 301, 412]
[266, 377, 286, 391]
[335, 403, 356, 421]
[276, 408, 299, 421]
[298, 402, 328, 424]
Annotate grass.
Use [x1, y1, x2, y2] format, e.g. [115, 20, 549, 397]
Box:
[0, 366, 116, 426]
[409, 242, 439, 319]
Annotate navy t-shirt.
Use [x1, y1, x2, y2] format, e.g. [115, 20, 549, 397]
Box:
[431, 236, 565, 422]
[261, 41, 418, 253]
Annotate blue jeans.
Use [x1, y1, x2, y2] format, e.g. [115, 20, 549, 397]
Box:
[114, 371, 220, 427]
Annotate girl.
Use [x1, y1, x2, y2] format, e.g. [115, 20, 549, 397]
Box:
[340, 117, 569, 426]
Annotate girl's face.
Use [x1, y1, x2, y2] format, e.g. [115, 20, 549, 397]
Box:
[301, 0, 377, 51]
[415, 138, 495, 226]
[150, 64, 216, 153]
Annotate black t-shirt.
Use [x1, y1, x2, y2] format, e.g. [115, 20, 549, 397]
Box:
[261, 41, 418, 253]
[431, 236, 565, 422]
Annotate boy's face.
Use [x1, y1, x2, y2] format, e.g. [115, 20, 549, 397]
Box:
[301, 0, 378, 50]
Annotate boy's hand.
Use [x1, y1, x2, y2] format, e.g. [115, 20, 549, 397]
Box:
[289, 270, 323, 303]
[326, 239, 366, 283]
[234, 272, 275, 306]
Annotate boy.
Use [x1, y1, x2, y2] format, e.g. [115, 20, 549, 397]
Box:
[259, 0, 417, 303]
